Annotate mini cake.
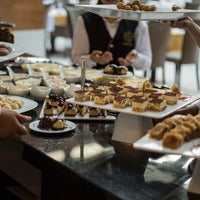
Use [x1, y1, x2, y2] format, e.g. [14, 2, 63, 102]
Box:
[94, 93, 109, 105]
[89, 107, 100, 117]
[77, 105, 88, 116]
[44, 102, 54, 116]
[164, 92, 178, 105]
[116, 65, 128, 75]
[52, 119, 66, 130]
[132, 98, 149, 112]
[64, 103, 78, 116]
[148, 99, 167, 112]
[143, 89, 158, 99]
[90, 89, 106, 101]
[126, 87, 143, 98]
[74, 89, 90, 102]
[57, 100, 65, 115]
[113, 96, 128, 108]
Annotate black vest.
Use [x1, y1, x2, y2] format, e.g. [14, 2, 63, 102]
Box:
[82, 12, 138, 69]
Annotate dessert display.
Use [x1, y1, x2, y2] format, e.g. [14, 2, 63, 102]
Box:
[40, 94, 111, 120]
[0, 95, 23, 110]
[38, 117, 66, 131]
[147, 114, 200, 149]
[116, 0, 157, 11]
[73, 80, 187, 113]
[103, 64, 128, 75]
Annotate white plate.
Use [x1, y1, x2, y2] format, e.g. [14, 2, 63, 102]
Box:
[0, 95, 38, 113]
[29, 120, 76, 134]
[67, 95, 200, 119]
[76, 4, 200, 21]
[39, 99, 116, 121]
[101, 71, 133, 78]
[133, 134, 200, 159]
[0, 42, 26, 63]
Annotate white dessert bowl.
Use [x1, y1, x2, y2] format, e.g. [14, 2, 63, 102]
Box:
[7, 83, 30, 97]
[64, 73, 80, 84]
[30, 84, 51, 100]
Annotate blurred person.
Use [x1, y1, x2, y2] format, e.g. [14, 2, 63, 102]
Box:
[71, 0, 152, 74]
[0, 108, 32, 139]
[169, 16, 200, 48]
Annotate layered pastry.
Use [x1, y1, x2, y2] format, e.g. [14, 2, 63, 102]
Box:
[74, 89, 90, 102]
[126, 87, 143, 98]
[94, 93, 109, 105]
[113, 96, 128, 108]
[77, 105, 88, 116]
[90, 89, 106, 101]
[148, 114, 200, 149]
[103, 64, 117, 74]
[143, 89, 158, 99]
[131, 98, 149, 112]
[64, 103, 78, 116]
[148, 98, 167, 112]
[89, 107, 100, 117]
[164, 92, 178, 105]
[57, 100, 66, 115]
[44, 102, 54, 116]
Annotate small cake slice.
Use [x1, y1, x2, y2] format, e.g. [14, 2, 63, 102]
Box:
[64, 103, 78, 116]
[44, 102, 54, 116]
[52, 119, 66, 130]
[74, 89, 90, 102]
[89, 107, 100, 117]
[113, 96, 128, 108]
[132, 98, 149, 112]
[164, 92, 178, 105]
[94, 93, 109, 105]
[148, 98, 167, 112]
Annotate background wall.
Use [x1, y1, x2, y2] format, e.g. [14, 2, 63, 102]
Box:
[0, 0, 44, 30]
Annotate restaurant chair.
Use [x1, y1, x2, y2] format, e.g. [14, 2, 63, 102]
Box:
[166, 2, 200, 89]
[148, 21, 171, 83]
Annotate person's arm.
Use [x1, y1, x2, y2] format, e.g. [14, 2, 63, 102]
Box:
[0, 108, 32, 139]
[170, 16, 200, 48]
[130, 21, 152, 71]
[71, 16, 97, 69]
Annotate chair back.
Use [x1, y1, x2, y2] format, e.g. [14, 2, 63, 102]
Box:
[65, 6, 85, 37]
[149, 21, 171, 70]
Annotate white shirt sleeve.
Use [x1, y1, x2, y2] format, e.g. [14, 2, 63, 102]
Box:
[131, 21, 152, 72]
[71, 16, 97, 69]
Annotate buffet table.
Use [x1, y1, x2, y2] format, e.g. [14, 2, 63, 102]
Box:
[0, 55, 199, 199]
[19, 101, 199, 200]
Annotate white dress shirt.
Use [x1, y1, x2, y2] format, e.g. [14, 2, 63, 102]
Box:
[71, 16, 152, 72]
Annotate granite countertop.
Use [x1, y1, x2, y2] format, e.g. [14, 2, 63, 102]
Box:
[21, 105, 198, 200]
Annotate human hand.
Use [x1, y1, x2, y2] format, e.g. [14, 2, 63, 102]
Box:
[0, 108, 32, 139]
[169, 17, 193, 30]
[90, 50, 113, 65]
[118, 50, 137, 66]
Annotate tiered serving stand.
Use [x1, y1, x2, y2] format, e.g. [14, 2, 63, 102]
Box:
[74, 3, 200, 194]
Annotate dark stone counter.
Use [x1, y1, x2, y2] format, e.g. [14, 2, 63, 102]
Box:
[21, 107, 199, 200]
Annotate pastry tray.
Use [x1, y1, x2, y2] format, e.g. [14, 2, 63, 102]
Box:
[76, 4, 200, 21]
[39, 99, 116, 121]
[67, 95, 200, 119]
[133, 132, 200, 158]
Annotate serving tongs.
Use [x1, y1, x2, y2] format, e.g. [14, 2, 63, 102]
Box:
[81, 56, 86, 90]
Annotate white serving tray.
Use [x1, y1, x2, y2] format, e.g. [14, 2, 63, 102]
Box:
[76, 4, 200, 21]
[133, 133, 200, 158]
[67, 95, 200, 119]
[39, 99, 116, 121]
